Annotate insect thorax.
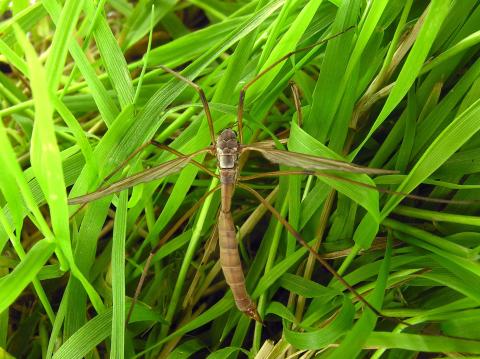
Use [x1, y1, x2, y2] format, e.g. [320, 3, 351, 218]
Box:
[216, 128, 239, 169]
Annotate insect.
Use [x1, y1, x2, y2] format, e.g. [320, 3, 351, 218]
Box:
[69, 29, 399, 322]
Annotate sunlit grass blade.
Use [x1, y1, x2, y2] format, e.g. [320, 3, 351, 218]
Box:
[15, 23, 105, 316]
[44, 0, 84, 91]
[42, 0, 119, 124]
[351, 0, 452, 158]
[383, 97, 480, 215]
[14, 24, 72, 265]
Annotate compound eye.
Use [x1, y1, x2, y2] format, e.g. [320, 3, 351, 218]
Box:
[226, 138, 238, 148]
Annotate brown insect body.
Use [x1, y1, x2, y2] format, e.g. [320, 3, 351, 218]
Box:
[216, 129, 261, 322]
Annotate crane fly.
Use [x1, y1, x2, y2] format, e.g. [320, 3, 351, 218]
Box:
[69, 29, 398, 322]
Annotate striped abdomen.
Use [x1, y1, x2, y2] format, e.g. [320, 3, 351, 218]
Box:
[218, 176, 260, 322]
[216, 128, 260, 321]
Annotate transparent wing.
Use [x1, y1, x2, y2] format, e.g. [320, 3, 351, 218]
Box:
[241, 138, 288, 149]
[242, 145, 397, 175]
[69, 156, 192, 205]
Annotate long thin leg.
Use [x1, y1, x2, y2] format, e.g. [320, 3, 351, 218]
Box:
[103, 141, 153, 184]
[69, 141, 156, 216]
[236, 182, 396, 321]
[157, 65, 216, 146]
[236, 26, 354, 144]
[289, 81, 302, 127]
[239, 170, 474, 205]
[126, 184, 222, 324]
[70, 142, 217, 209]
[69, 141, 220, 324]
[150, 140, 218, 179]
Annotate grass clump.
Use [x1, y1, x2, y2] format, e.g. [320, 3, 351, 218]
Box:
[1, 1, 480, 358]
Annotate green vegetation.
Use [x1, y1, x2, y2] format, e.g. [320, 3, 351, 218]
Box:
[1, 0, 480, 358]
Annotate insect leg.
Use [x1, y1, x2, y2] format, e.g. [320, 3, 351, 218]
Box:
[150, 140, 218, 179]
[156, 65, 216, 146]
[239, 170, 474, 205]
[236, 27, 354, 145]
[68, 141, 157, 213]
[103, 141, 153, 184]
[236, 182, 390, 320]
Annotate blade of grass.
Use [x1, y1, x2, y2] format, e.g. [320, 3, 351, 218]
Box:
[0, 239, 56, 314]
[14, 23, 106, 314]
[111, 191, 127, 358]
[350, 0, 452, 158]
[82, 0, 134, 109]
[365, 332, 480, 353]
[44, 0, 85, 92]
[42, 0, 119, 125]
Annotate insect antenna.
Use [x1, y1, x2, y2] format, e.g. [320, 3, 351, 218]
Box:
[148, 65, 217, 146]
[236, 26, 355, 144]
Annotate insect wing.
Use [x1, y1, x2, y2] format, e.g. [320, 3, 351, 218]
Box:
[69, 156, 192, 204]
[243, 146, 396, 175]
[241, 138, 288, 149]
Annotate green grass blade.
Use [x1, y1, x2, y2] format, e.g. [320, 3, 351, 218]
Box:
[351, 0, 452, 158]
[111, 192, 127, 358]
[42, 0, 119, 124]
[82, 0, 134, 108]
[14, 24, 73, 265]
[284, 297, 354, 349]
[382, 97, 480, 215]
[45, 0, 84, 91]
[0, 239, 56, 313]
[288, 122, 380, 222]
[365, 332, 480, 353]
